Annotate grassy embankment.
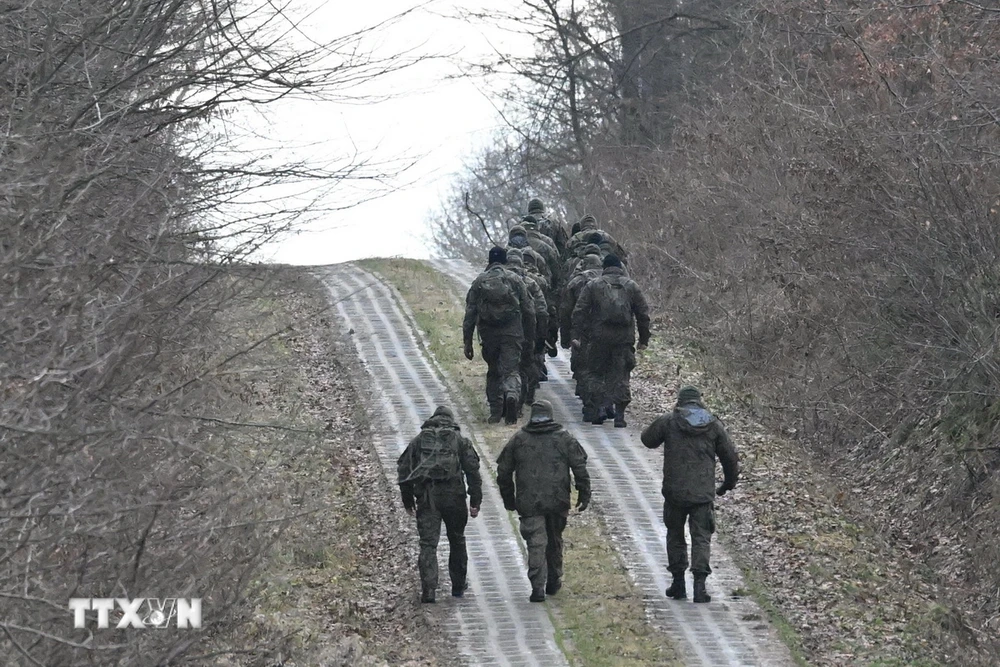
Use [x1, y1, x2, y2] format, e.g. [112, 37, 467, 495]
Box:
[362, 258, 681, 667]
[213, 269, 448, 666]
[629, 326, 956, 666]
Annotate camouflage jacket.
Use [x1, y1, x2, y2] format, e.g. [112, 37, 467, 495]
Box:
[640, 403, 739, 506]
[463, 263, 536, 345]
[398, 415, 483, 509]
[571, 266, 650, 346]
[496, 420, 591, 516]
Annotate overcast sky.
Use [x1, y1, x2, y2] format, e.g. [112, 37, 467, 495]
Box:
[243, 0, 522, 266]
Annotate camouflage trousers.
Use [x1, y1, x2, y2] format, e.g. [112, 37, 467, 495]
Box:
[416, 494, 469, 591]
[518, 513, 568, 589]
[663, 501, 716, 577]
[481, 335, 522, 414]
[588, 342, 636, 406]
[519, 343, 539, 407]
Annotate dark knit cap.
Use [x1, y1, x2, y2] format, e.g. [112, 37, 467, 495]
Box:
[677, 386, 702, 405]
[489, 246, 507, 265]
[603, 254, 622, 269]
[529, 400, 554, 423]
[521, 214, 538, 229]
[432, 406, 455, 419]
[582, 243, 602, 256]
[528, 198, 545, 214]
[588, 232, 603, 245]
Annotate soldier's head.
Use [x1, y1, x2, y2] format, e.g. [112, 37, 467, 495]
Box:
[676, 386, 702, 406]
[521, 214, 539, 231]
[579, 214, 597, 231]
[582, 243, 602, 258]
[603, 254, 622, 270]
[488, 246, 507, 265]
[508, 225, 529, 248]
[528, 400, 554, 424]
[588, 232, 603, 246]
[432, 406, 455, 420]
[581, 254, 602, 271]
[528, 198, 545, 215]
[522, 250, 540, 272]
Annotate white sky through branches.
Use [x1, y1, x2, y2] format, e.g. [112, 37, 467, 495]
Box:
[251, 0, 524, 265]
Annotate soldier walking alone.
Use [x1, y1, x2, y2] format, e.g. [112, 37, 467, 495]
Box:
[497, 400, 591, 602]
[397, 406, 483, 603]
[640, 386, 739, 603]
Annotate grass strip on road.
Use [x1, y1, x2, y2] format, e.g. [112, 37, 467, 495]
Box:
[364, 258, 681, 667]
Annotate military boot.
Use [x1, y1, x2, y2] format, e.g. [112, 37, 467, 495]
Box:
[487, 404, 502, 424]
[693, 575, 711, 603]
[452, 581, 468, 598]
[614, 402, 628, 428]
[503, 393, 519, 425]
[529, 587, 546, 602]
[421, 586, 436, 604]
[545, 578, 562, 596]
[582, 402, 598, 423]
[665, 574, 686, 600]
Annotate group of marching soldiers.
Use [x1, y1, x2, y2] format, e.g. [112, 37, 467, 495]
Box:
[462, 197, 650, 427]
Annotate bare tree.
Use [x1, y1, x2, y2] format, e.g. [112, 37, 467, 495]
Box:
[0, 0, 423, 663]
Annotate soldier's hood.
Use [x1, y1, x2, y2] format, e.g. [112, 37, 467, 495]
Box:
[421, 414, 459, 430]
[524, 420, 562, 434]
[674, 404, 715, 434]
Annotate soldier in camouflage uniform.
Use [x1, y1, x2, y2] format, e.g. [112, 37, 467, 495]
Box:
[398, 406, 483, 603]
[640, 387, 739, 603]
[506, 250, 547, 407]
[497, 400, 591, 602]
[463, 247, 535, 424]
[521, 215, 563, 350]
[521, 250, 557, 377]
[571, 254, 650, 427]
[527, 197, 570, 261]
[567, 215, 628, 265]
[509, 225, 552, 289]
[560, 253, 603, 418]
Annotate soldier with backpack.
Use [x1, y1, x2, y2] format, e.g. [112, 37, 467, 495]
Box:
[463, 247, 536, 424]
[497, 400, 591, 602]
[571, 254, 650, 427]
[397, 406, 483, 603]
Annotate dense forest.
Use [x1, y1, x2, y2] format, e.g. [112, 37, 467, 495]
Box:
[433, 0, 1000, 657]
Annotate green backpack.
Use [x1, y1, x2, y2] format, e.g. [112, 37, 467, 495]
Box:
[477, 268, 518, 326]
[595, 278, 633, 326]
[409, 426, 463, 483]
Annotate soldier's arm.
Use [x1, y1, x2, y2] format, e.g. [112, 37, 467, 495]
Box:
[715, 423, 740, 491]
[565, 434, 591, 507]
[640, 415, 669, 449]
[559, 285, 575, 346]
[631, 283, 651, 346]
[496, 438, 518, 511]
[571, 283, 592, 341]
[517, 280, 536, 344]
[462, 282, 479, 347]
[396, 438, 420, 510]
[459, 437, 483, 508]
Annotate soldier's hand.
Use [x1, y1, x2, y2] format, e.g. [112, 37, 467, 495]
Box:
[571, 339, 582, 350]
[470, 506, 480, 519]
[405, 505, 415, 516]
[715, 485, 728, 497]
[464, 343, 474, 360]
[575, 497, 589, 513]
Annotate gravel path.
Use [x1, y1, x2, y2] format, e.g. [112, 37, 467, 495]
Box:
[316, 264, 568, 667]
[430, 258, 796, 667]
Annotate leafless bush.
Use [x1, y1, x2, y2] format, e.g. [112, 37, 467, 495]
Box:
[0, 0, 417, 662]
